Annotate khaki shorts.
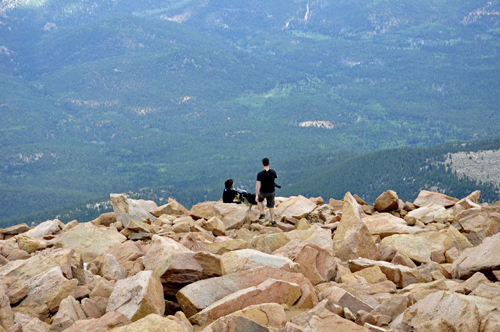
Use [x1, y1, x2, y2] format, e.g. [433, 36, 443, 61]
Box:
[258, 192, 275, 208]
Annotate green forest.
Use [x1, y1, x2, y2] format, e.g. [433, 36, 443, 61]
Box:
[1, 0, 500, 226]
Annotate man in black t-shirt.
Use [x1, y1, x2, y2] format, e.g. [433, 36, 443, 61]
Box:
[255, 158, 278, 226]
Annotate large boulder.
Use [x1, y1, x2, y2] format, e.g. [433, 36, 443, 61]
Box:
[106, 270, 165, 322]
[150, 198, 189, 217]
[214, 202, 249, 230]
[413, 190, 459, 208]
[50, 295, 86, 331]
[25, 219, 61, 239]
[273, 240, 336, 286]
[176, 266, 316, 318]
[406, 204, 450, 224]
[380, 232, 454, 264]
[362, 213, 421, 238]
[63, 311, 131, 332]
[13, 267, 78, 321]
[142, 235, 192, 271]
[452, 232, 500, 279]
[108, 313, 186, 332]
[399, 291, 500, 332]
[332, 192, 380, 261]
[189, 278, 301, 326]
[220, 249, 299, 275]
[275, 196, 318, 221]
[374, 190, 399, 212]
[110, 194, 158, 225]
[55, 223, 126, 262]
[190, 203, 222, 220]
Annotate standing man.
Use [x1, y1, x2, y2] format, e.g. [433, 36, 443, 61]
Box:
[255, 157, 278, 226]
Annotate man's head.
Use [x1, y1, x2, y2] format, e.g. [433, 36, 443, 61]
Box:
[262, 158, 270, 167]
[225, 179, 234, 189]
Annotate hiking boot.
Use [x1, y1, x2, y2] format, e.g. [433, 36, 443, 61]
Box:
[271, 221, 277, 226]
[259, 214, 265, 219]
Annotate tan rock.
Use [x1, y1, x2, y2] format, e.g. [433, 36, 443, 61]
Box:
[25, 219, 61, 238]
[1, 276, 28, 304]
[213, 202, 250, 230]
[63, 311, 131, 332]
[106, 313, 185, 332]
[100, 254, 126, 280]
[190, 203, 222, 221]
[176, 266, 316, 318]
[81, 298, 102, 319]
[413, 190, 459, 208]
[0, 224, 29, 236]
[172, 222, 190, 233]
[456, 207, 500, 237]
[446, 226, 473, 252]
[318, 286, 373, 315]
[143, 235, 192, 271]
[13, 267, 78, 321]
[90, 278, 115, 314]
[110, 193, 158, 224]
[362, 213, 421, 238]
[220, 249, 299, 275]
[354, 265, 387, 284]
[12, 312, 51, 332]
[102, 240, 144, 267]
[6, 249, 29, 261]
[208, 239, 249, 255]
[452, 232, 500, 279]
[203, 217, 226, 236]
[380, 232, 453, 264]
[151, 199, 189, 217]
[92, 212, 117, 227]
[55, 223, 126, 263]
[0, 280, 14, 330]
[414, 317, 457, 332]
[400, 291, 500, 332]
[50, 295, 86, 331]
[274, 240, 336, 286]
[296, 219, 310, 230]
[179, 233, 210, 252]
[106, 270, 165, 322]
[332, 192, 380, 261]
[407, 204, 449, 224]
[14, 234, 47, 254]
[201, 303, 286, 331]
[391, 251, 417, 268]
[275, 196, 318, 221]
[189, 278, 301, 326]
[374, 190, 399, 212]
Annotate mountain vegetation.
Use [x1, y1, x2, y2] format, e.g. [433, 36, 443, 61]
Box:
[1, 0, 499, 225]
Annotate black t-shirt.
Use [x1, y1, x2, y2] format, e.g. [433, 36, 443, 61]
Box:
[222, 188, 239, 203]
[257, 169, 277, 194]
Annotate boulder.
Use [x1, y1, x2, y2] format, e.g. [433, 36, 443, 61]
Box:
[202, 217, 226, 236]
[179, 233, 210, 252]
[55, 223, 126, 262]
[406, 204, 449, 224]
[50, 295, 86, 331]
[202, 315, 269, 332]
[208, 239, 250, 255]
[353, 265, 387, 284]
[176, 266, 316, 318]
[318, 286, 373, 315]
[275, 196, 318, 221]
[150, 199, 189, 217]
[380, 232, 453, 264]
[1, 276, 29, 304]
[63, 311, 131, 332]
[92, 212, 117, 227]
[122, 214, 153, 233]
[213, 202, 250, 230]
[81, 298, 102, 319]
[374, 190, 399, 212]
[99, 254, 126, 280]
[399, 291, 500, 332]
[362, 213, 421, 238]
[0, 280, 14, 330]
[90, 278, 115, 314]
[274, 240, 336, 286]
[332, 192, 380, 261]
[189, 278, 301, 326]
[12, 312, 51, 332]
[0, 224, 29, 236]
[102, 240, 144, 267]
[13, 267, 78, 321]
[413, 190, 459, 208]
[142, 235, 192, 271]
[106, 270, 165, 322]
[107, 313, 185, 332]
[25, 219, 61, 239]
[15, 234, 47, 254]
[110, 194, 158, 224]
[220, 249, 299, 275]
[452, 232, 500, 279]
[190, 203, 222, 221]
[201, 303, 287, 332]
[456, 207, 500, 238]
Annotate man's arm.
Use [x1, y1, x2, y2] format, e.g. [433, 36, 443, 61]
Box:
[255, 181, 261, 196]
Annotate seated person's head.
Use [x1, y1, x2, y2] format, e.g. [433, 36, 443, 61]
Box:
[225, 179, 234, 189]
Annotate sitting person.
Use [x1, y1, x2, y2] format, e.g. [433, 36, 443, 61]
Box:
[222, 179, 241, 203]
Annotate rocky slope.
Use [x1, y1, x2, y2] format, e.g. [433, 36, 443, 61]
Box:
[0, 189, 499, 331]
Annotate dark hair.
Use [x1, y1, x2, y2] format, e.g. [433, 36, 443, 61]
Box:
[224, 179, 234, 189]
[262, 158, 270, 166]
